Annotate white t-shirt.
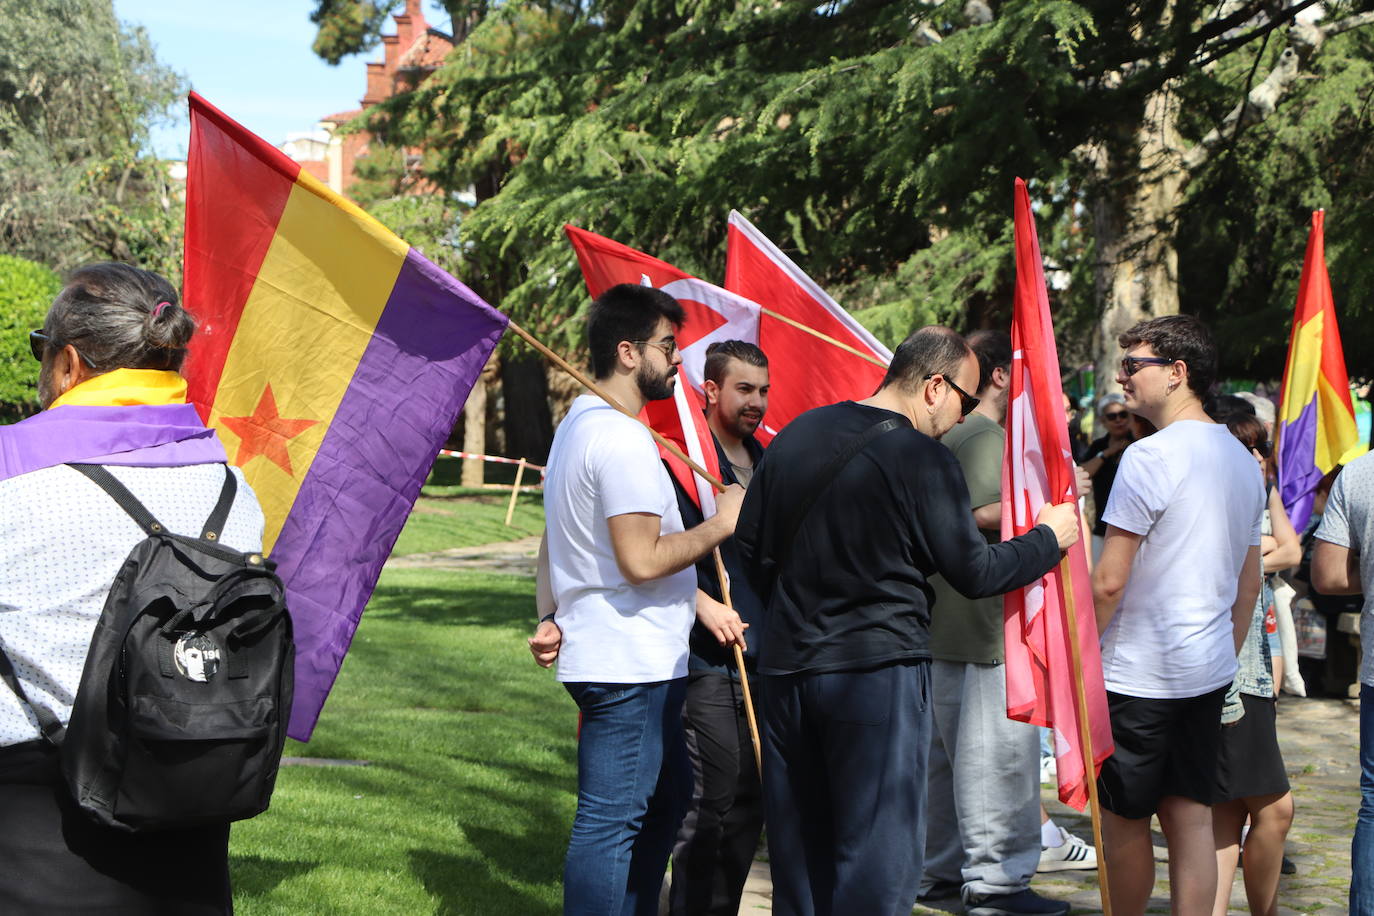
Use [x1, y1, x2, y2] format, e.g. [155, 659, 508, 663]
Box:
[1314, 452, 1374, 687]
[1100, 420, 1264, 698]
[0, 463, 264, 746]
[544, 394, 696, 683]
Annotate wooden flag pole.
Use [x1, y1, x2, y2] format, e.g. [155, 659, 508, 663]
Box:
[505, 457, 528, 526]
[509, 319, 764, 773]
[1057, 553, 1113, 916]
[712, 548, 764, 779]
[754, 305, 887, 368]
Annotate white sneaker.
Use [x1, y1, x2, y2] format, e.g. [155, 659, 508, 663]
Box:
[1039, 756, 1056, 786]
[1038, 827, 1096, 872]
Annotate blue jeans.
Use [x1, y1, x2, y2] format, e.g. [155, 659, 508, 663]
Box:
[1353, 683, 1374, 914]
[563, 678, 691, 916]
[762, 661, 932, 916]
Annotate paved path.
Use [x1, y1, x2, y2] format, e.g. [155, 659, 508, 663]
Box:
[385, 535, 541, 575]
[737, 694, 1360, 914]
[403, 538, 1362, 913]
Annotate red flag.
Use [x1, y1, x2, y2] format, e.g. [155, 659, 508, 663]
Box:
[642, 378, 721, 515]
[725, 212, 891, 442]
[1001, 178, 1113, 810]
[565, 225, 761, 397]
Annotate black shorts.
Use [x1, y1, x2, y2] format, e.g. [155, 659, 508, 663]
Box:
[1097, 686, 1226, 819]
[1216, 693, 1290, 801]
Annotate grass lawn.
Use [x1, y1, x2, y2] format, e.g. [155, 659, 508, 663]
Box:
[231, 469, 568, 914]
[389, 458, 545, 556]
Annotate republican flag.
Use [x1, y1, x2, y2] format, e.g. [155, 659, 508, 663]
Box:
[724, 212, 890, 441]
[1277, 209, 1364, 532]
[1002, 179, 1112, 811]
[183, 93, 508, 740]
[564, 225, 761, 403]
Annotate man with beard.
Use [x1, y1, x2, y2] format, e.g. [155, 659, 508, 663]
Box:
[669, 340, 770, 915]
[529, 284, 745, 916]
[735, 326, 1079, 916]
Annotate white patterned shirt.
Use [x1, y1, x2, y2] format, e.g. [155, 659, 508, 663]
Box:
[0, 463, 264, 746]
[1315, 452, 1374, 687]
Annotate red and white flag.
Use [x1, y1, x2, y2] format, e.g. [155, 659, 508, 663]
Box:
[565, 225, 761, 396]
[1001, 178, 1113, 811]
[725, 211, 891, 441]
[564, 225, 735, 513]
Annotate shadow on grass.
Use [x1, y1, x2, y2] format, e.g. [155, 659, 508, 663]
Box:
[410, 849, 558, 916]
[231, 853, 319, 897]
[366, 582, 533, 629]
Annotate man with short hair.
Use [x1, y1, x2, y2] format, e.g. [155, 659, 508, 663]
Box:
[528, 283, 745, 916]
[920, 330, 1082, 916]
[736, 325, 1079, 916]
[1310, 452, 1374, 913]
[669, 339, 770, 916]
[1091, 315, 1264, 916]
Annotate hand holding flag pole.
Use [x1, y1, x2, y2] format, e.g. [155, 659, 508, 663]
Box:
[505, 320, 764, 777]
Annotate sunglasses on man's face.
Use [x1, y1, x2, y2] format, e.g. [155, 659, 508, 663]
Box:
[1120, 355, 1174, 377]
[29, 329, 98, 369]
[923, 373, 980, 417]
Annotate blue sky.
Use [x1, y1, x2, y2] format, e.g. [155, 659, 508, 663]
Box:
[114, 0, 434, 159]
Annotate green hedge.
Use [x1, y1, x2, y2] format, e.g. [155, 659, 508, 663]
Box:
[0, 254, 60, 423]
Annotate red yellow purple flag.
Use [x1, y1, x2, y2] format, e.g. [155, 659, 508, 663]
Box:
[1277, 210, 1364, 532]
[182, 92, 508, 740]
[1002, 178, 1113, 810]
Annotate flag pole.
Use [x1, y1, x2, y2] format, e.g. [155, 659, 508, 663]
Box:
[753, 305, 887, 368]
[509, 319, 764, 773]
[1057, 554, 1113, 916]
[711, 549, 763, 778]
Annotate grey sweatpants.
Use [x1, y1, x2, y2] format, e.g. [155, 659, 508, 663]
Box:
[921, 659, 1042, 897]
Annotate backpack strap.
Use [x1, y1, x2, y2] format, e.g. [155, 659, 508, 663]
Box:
[0, 637, 66, 745]
[68, 463, 166, 536]
[770, 416, 906, 577]
[199, 466, 237, 543]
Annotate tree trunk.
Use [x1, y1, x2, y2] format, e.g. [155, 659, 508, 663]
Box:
[1089, 88, 1186, 399]
[501, 352, 554, 465]
[461, 357, 495, 486]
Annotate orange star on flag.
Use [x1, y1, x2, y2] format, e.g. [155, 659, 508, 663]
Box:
[219, 384, 317, 475]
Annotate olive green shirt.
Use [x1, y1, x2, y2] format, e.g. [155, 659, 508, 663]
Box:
[929, 412, 1006, 664]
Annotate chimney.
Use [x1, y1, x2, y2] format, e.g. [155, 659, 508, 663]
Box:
[363, 62, 389, 105]
[382, 34, 399, 74]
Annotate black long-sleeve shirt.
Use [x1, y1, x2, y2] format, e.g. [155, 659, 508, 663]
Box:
[735, 401, 1061, 676]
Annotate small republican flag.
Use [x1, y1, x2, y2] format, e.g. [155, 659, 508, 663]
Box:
[1277, 210, 1364, 532]
[183, 93, 508, 740]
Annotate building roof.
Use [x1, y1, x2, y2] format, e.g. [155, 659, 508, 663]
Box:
[320, 109, 363, 124]
[396, 28, 453, 71]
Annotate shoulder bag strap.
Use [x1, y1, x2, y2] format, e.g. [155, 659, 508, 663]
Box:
[774, 416, 905, 571]
[0, 638, 66, 745]
[67, 463, 166, 536]
[199, 465, 238, 542]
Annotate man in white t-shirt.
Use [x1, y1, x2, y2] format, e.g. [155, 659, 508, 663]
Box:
[527, 283, 745, 916]
[1091, 315, 1263, 916]
[1311, 453, 1374, 913]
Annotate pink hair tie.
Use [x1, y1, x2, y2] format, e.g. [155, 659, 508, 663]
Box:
[152, 301, 171, 318]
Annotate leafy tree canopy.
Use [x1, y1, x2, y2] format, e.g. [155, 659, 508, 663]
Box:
[315, 0, 1374, 378]
[0, 254, 60, 423]
[0, 0, 185, 283]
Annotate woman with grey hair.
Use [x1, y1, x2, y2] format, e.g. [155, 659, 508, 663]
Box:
[1082, 394, 1136, 559]
[0, 262, 264, 913]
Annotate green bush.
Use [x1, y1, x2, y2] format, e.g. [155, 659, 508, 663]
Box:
[0, 254, 60, 423]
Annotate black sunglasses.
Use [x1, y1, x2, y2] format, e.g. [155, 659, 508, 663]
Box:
[924, 373, 980, 417]
[1103, 410, 1129, 421]
[1120, 355, 1174, 377]
[29, 329, 98, 368]
[1253, 440, 1273, 459]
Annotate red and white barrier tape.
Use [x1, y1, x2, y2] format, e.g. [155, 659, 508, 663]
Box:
[436, 450, 546, 473]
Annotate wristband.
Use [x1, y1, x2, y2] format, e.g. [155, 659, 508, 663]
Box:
[539, 612, 557, 625]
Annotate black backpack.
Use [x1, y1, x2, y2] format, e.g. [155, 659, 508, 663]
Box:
[0, 462, 294, 833]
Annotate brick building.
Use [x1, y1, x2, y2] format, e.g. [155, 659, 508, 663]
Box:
[282, 0, 453, 197]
